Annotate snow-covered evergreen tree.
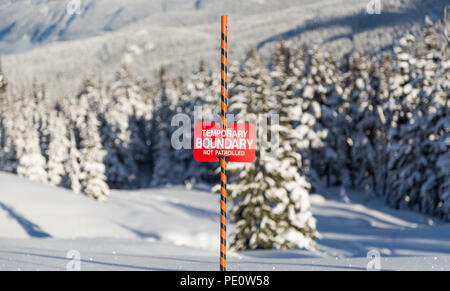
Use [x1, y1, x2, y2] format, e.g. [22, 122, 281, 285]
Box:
[69, 79, 101, 140]
[303, 46, 346, 187]
[434, 32, 450, 219]
[0, 59, 7, 101]
[290, 44, 327, 184]
[46, 110, 70, 187]
[383, 33, 417, 208]
[385, 18, 449, 216]
[0, 59, 8, 169]
[185, 59, 219, 119]
[0, 95, 20, 173]
[80, 112, 109, 201]
[173, 60, 218, 185]
[151, 66, 178, 185]
[15, 103, 48, 184]
[66, 128, 82, 194]
[341, 52, 384, 192]
[30, 81, 51, 161]
[227, 50, 320, 250]
[101, 65, 149, 188]
[171, 75, 199, 186]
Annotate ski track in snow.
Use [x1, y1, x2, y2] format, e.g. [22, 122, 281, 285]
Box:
[0, 172, 449, 270]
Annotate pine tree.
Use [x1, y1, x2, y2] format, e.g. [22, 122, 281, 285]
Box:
[290, 44, 327, 184]
[0, 59, 8, 169]
[69, 79, 101, 140]
[399, 17, 449, 216]
[303, 46, 346, 187]
[80, 112, 109, 201]
[174, 60, 218, 185]
[151, 66, 178, 185]
[367, 51, 392, 198]
[272, 41, 321, 248]
[0, 94, 19, 173]
[46, 110, 70, 187]
[0, 59, 7, 104]
[434, 30, 450, 219]
[101, 65, 149, 188]
[227, 50, 320, 250]
[342, 52, 384, 192]
[66, 129, 82, 194]
[15, 104, 48, 184]
[186, 59, 219, 119]
[171, 75, 199, 185]
[384, 34, 418, 208]
[385, 18, 448, 214]
[31, 81, 51, 161]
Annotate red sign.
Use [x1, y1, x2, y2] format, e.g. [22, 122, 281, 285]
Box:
[194, 122, 256, 162]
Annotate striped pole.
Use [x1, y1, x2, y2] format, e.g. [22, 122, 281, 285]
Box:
[220, 15, 228, 272]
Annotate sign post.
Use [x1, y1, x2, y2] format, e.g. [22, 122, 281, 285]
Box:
[194, 15, 256, 271]
[219, 15, 228, 272]
[194, 15, 255, 271]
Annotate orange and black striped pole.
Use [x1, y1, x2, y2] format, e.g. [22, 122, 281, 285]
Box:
[220, 15, 228, 271]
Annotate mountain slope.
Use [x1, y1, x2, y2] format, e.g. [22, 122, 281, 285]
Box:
[0, 0, 447, 98]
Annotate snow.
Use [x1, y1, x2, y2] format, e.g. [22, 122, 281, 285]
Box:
[0, 172, 449, 270]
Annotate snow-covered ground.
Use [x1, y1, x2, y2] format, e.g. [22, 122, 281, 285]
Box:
[0, 172, 449, 271]
[1, 0, 447, 98]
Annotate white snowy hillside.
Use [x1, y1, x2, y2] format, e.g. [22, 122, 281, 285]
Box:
[0, 0, 447, 98]
[0, 172, 449, 271]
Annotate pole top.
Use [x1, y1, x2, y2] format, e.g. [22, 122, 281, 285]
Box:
[221, 15, 227, 33]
